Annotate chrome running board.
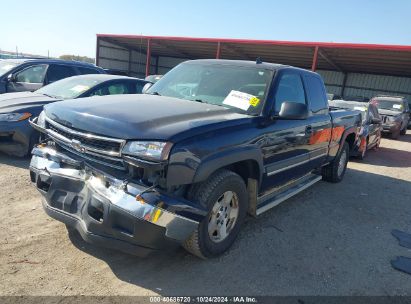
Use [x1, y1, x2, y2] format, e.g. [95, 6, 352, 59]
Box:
[256, 174, 322, 216]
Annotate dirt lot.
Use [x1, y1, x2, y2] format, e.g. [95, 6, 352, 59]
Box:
[1, 131, 411, 296]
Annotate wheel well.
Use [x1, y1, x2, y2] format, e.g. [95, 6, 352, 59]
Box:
[223, 159, 260, 186]
[345, 133, 356, 151]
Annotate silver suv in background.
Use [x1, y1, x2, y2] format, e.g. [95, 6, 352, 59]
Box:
[370, 95, 410, 139]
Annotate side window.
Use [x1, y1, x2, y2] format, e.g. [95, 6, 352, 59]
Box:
[77, 67, 101, 75]
[304, 75, 328, 113]
[15, 65, 47, 83]
[90, 82, 130, 96]
[46, 65, 76, 83]
[107, 83, 129, 95]
[135, 81, 146, 93]
[274, 73, 306, 113]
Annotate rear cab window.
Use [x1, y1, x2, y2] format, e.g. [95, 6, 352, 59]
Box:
[304, 75, 328, 114]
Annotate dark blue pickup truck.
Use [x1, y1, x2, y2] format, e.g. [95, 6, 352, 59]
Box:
[29, 59, 361, 258]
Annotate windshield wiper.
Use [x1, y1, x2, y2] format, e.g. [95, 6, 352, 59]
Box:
[148, 91, 161, 96]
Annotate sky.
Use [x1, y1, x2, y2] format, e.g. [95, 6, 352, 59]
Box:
[1, 0, 411, 58]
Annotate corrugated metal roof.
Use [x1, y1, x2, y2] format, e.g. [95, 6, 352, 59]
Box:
[97, 34, 411, 77]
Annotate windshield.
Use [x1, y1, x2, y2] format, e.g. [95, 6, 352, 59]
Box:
[373, 99, 403, 112]
[147, 62, 273, 115]
[37, 76, 106, 99]
[0, 61, 18, 76]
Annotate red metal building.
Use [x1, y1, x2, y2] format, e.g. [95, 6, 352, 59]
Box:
[96, 34, 411, 100]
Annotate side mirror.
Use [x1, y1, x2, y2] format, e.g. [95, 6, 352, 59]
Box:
[371, 117, 381, 124]
[6, 73, 16, 82]
[278, 101, 309, 120]
[142, 82, 153, 94]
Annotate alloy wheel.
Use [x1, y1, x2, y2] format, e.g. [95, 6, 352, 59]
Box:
[208, 191, 239, 243]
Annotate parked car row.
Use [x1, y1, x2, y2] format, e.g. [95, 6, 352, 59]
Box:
[0, 58, 150, 157]
[329, 100, 381, 159]
[329, 94, 410, 159]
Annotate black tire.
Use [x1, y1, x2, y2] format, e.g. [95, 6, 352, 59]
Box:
[25, 132, 40, 157]
[391, 129, 400, 139]
[183, 169, 248, 259]
[400, 126, 406, 135]
[322, 142, 349, 183]
[357, 138, 368, 160]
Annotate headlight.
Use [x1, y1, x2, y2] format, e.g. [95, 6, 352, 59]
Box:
[122, 141, 172, 161]
[37, 110, 46, 128]
[0, 112, 32, 122]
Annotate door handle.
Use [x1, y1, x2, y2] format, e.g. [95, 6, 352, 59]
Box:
[305, 125, 313, 135]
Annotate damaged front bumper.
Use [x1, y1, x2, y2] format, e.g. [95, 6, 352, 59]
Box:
[29, 146, 199, 257]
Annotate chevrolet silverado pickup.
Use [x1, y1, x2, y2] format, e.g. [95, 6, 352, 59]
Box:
[29, 59, 361, 258]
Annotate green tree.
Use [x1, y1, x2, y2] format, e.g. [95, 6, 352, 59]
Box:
[59, 55, 95, 64]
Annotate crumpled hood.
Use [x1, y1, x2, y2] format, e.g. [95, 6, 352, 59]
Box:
[45, 94, 252, 141]
[377, 108, 402, 117]
[0, 91, 58, 113]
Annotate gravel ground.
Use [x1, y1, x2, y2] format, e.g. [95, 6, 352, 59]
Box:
[0, 131, 411, 296]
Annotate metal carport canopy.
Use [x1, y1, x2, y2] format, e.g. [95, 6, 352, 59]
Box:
[96, 34, 411, 77]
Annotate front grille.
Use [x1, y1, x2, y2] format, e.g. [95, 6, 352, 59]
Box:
[45, 118, 126, 170]
[48, 124, 121, 152]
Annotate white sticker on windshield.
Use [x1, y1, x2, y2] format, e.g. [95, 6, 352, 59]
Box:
[393, 104, 403, 110]
[70, 85, 90, 93]
[223, 90, 256, 111]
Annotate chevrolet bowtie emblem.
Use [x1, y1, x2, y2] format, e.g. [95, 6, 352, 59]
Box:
[71, 139, 86, 153]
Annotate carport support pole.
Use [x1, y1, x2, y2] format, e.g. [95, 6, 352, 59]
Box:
[341, 73, 347, 97]
[311, 46, 319, 71]
[95, 37, 100, 66]
[216, 42, 221, 59]
[145, 39, 152, 77]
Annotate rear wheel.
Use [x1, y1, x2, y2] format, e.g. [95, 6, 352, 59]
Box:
[373, 138, 380, 151]
[183, 169, 248, 259]
[322, 142, 349, 183]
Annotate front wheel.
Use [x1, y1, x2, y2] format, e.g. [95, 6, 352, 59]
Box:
[391, 129, 401, 139]
[322, 142, 349, 183]
[400, 126, 407, 135]
[183, 169, 248, 259]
